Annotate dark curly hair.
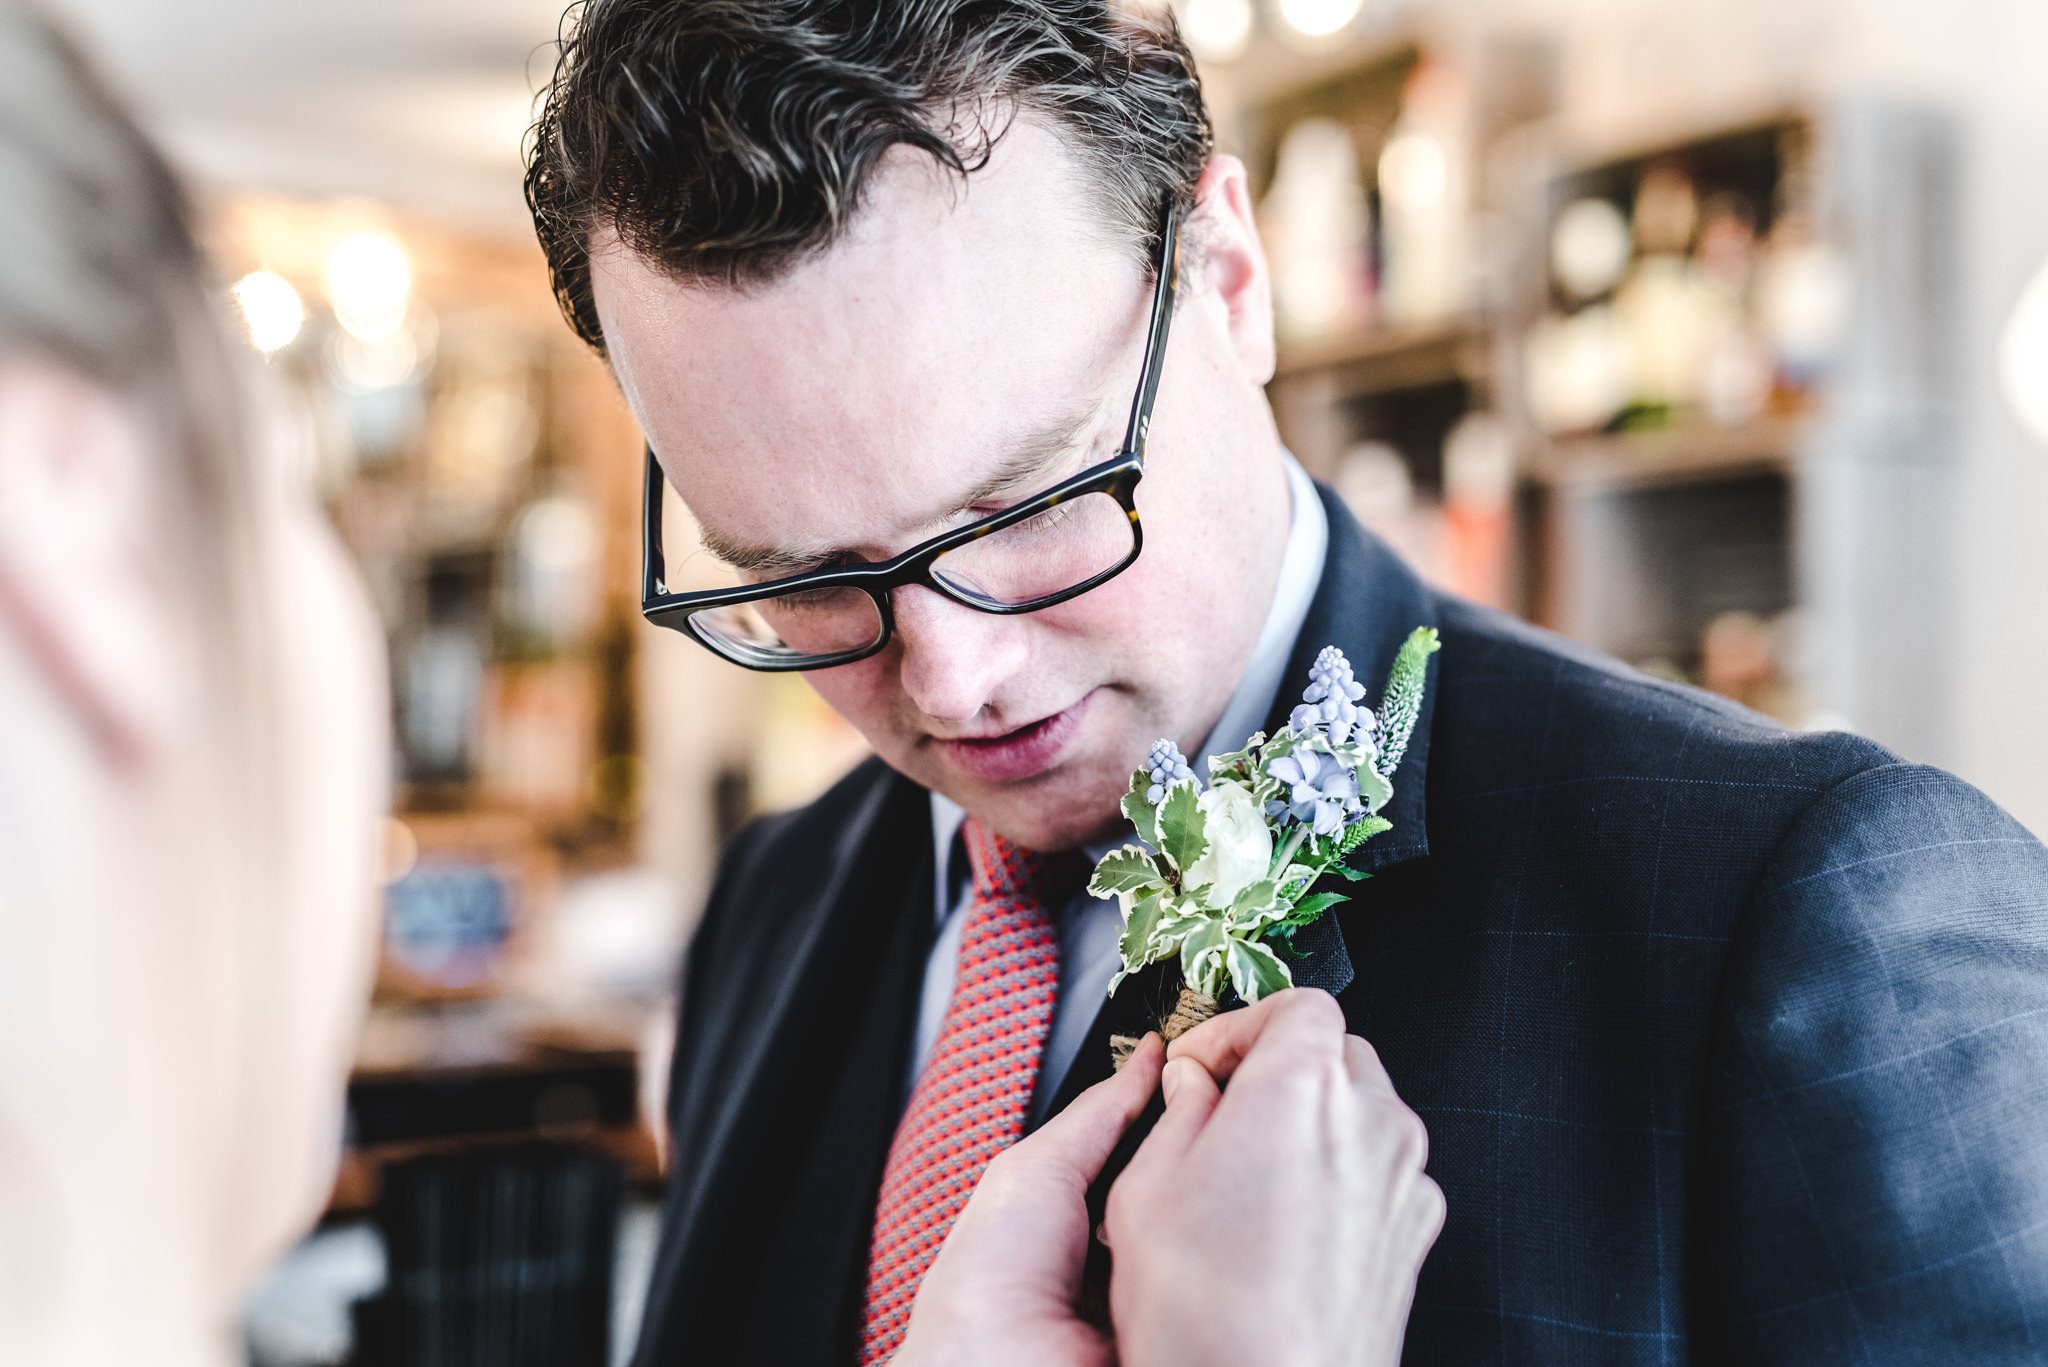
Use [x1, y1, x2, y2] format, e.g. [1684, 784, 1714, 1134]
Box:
[525, 0, 1213, 353]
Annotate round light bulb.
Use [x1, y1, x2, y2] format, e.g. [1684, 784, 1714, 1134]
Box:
[230, 270, 304, 353]
[1551, 198, 1632, 301]
[325, 232, 412, 341]
[1277, 0, 1363, 39]
[2000, 255, 2048, 449]
[1180, 0, 1253, 61]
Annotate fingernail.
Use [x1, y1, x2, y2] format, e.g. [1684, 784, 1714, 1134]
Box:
[1162, 1057, 1187, 1103]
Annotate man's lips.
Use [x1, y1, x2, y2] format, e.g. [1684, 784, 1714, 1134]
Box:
[933, 691, 1096, 784]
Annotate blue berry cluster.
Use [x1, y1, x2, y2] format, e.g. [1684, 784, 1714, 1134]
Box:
[1144, 739, 1195, 803]
[1289, 645, 1375, 746]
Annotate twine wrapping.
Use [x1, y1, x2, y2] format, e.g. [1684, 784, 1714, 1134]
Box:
[1109, 986, 1221, 1070]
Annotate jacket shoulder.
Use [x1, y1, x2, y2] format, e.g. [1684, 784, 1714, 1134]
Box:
[1697, 756, 2048, 1356]
[691, 754, 915, 963]
[1429, 593, 1896, 803]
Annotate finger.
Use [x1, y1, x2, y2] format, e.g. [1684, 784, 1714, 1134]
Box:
[1342, 1034, 1399, 1101]
[1117, 1055, 1222, 1190]
[1414, 1174, 1448, 1250]
[1165, 987, 1345, 1084]
[1003, 1032, 1163, 1193]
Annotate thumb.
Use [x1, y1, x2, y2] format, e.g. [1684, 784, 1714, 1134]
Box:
[1006, 1032, 1164, 1193]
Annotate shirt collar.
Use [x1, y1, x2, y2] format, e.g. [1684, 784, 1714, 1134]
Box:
[929, 450, 1329, 923]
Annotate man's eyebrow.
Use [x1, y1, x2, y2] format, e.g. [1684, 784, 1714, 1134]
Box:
[697, 395, 1109, 577]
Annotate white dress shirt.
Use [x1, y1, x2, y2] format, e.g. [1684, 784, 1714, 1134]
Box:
[915, 450, 1330, 1121]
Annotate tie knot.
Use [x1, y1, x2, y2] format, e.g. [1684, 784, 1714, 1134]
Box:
[961, 817, 1088, 908]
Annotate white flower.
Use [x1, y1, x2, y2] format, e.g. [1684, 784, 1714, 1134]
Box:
[1183, 780, 1273, 906]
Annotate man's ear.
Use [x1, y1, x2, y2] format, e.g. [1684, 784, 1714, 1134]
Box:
[1188, 154, 1277, 386]
[0, 362, 182, 768]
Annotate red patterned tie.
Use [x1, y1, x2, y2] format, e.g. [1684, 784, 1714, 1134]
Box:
[857, 817, 1076, 1363]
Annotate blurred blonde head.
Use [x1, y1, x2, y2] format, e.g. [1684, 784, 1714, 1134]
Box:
[0, 5, 388, 1365]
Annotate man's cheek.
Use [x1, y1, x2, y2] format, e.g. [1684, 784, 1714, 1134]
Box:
[805, 663, 894, 738]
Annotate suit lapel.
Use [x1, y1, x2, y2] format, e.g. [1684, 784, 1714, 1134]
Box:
[744, 818, 936, 1362]
[647, 764, 935, 1364]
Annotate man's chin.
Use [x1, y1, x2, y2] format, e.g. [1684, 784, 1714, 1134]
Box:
[922, 763, 1127, 853]
[986, 800, 1124, 854]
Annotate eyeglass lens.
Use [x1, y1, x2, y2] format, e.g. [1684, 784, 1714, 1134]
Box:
[685, 488, 1135, 665]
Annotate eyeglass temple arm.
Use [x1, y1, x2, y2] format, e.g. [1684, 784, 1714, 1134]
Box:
[643, 445, 668, 601]
[1120, 202, 1182, 461]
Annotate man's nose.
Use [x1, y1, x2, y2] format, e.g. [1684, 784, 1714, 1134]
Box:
[889, 583, 1027, 723]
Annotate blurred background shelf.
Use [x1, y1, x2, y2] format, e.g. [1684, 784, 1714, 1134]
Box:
[1233, 25, 1955, 740]
[1525, 418, 1805, 489]
[1273, 317, 1490, 394]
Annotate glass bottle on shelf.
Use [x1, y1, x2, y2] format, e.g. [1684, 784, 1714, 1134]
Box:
[1262, 117, 1373, 344]
[1376, 59, 1471, 327]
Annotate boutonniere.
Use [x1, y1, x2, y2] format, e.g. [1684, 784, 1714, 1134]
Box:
[1091, 628, 1439, 1065]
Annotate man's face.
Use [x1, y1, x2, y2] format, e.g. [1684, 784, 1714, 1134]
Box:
[594, 122, 1289, 850]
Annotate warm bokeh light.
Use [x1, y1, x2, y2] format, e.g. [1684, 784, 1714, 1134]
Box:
[2001, 255, 2048, 449]
[1277, 0, 1364, 39]
[330, 328, 421, 390]
[324, 231, 412, 340]
[379, 817, 420, 887]
[1550, 199, 1633, 301]
[1377, 132, 1448, 209]
[230, 269, 304, 353]
[1180, 0, 1255, 61]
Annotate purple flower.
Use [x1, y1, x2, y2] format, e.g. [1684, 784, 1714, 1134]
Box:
[1265, 748, 1363, 836]
[1288, 646, 1376, 746]
[1144, 738, 1195, 804]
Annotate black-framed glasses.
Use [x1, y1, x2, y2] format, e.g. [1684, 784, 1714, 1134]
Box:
[639, 199, 1182, 671]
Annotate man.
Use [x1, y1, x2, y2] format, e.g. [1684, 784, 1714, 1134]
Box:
[526, 2, 2048, 1361]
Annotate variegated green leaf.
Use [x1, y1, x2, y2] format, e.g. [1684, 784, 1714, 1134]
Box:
[1205, 731, 1267, 786]
[1356, 762, 1394, 815]
[1116, 892, 1175, 967]
[1232, 905, 1294, 937]
[1089, 845, 1166, 900]
[1221, 878, 1281, 934]
[1178, 918, 1230, 999]
[1229, 878, 1277, 916]
[1156, 777, 1208, 875]
[1152, 901, 1210, 944]
[1120, 766, 1160, 846]
[1226, 936, 1294, 1003]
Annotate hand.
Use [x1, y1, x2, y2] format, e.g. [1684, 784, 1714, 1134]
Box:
[1104, 989, 1446, 1367]
[895, 1033, 1166, 1367]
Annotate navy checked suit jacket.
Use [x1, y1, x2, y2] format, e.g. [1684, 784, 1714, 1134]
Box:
[631, 482, 2048, 1365]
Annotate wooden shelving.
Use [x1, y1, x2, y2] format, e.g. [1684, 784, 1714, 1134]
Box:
[1272, 317, 1490, 397]
[1523, 417, 1807, 490]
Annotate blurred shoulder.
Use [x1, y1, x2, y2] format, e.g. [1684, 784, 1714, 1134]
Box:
[1428, 592, 1895, 804]
[694, 754, 922, 952]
